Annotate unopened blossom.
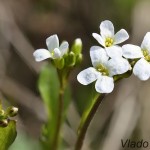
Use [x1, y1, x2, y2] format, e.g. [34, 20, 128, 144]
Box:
[77, 46, 130, 93]
[33, 34, 69, 62]
[92, 20, 129, 58]
[122, 32, 150, 81]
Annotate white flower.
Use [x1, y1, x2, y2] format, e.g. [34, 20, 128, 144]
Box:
[92, 20, 129, 58]
[77, 46, 130, 93]
[122, 32, 150, 81]
[33, 34, 69, 62]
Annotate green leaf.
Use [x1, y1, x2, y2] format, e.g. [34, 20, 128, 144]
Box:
[38, 63, 60, 119]
[38, 63, 71, 148]
[0, 120, 17, 150]
[38, 64, 59, 144]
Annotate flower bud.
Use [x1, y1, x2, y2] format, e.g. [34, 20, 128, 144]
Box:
[65, 52, 76, 67]
[71, 38, 82, 55]
[7, 106, 18, 117]
[0, 119, 8, 127]
[54, 58, 65, 69]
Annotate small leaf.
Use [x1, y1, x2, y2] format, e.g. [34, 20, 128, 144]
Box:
[38, 64, 59, 144]
[0, 120, 17, 150]
[38, 63, 59, 118]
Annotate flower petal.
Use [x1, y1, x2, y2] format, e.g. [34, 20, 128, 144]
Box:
[77, 67, 100, 85]
[122, 44, 143, 59]
[95, 76, 114, 93]
[59, 41, 69, 56]
[105, 45, 123, 58]
[46, 34, 59, 51]
[141, 32, 150, 53]
[133, 58, 150, 81]
[107, 58, 130, 76]
[90, 46, 109, 67]
[92, 33, 105, 46]
[33, 49, 51, 62]
[114, 29, 129, 44]
[100, 20, 114, 38]
[52, 48, 61, 59]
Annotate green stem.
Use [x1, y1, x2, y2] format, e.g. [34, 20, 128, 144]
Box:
[52, 70, 67, 150]
[75, 93, 105, 150]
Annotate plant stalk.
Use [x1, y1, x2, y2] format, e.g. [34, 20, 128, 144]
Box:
[74, 93, 105, 150]
[52, 70, 66, 150]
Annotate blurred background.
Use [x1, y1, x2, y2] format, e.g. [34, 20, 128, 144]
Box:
[1, 0, 150, 149]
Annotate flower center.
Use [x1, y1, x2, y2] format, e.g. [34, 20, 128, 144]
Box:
[142, 49, 150, 62]
[96, 64, 109, 76]
[105, 37, 114, 47]
[51, 50, 54, 56]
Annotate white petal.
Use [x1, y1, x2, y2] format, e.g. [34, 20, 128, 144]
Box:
[100, 20, 114, 38]
[141, 32, 150, 53]
[92, 33, 105, 46]
[77, 67, 100, 85]
[33, 49, 51, 62]
[95, 76, 114, 93]
[59, 41, 69, 56]
[107, 58, 130, 76]
[52, 48, 61, 59]
[90, 46, 109, 67]
[114, 29, 129, 44]
[122, 44, 143, 59]
[133, 58, 150, 81]
[105, 45, 123, 58]
[46, 34, 59, 51]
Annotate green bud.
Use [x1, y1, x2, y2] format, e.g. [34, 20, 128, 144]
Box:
[0, 119, 8, 127]
[65, 52, 76, 67]
[54, 58, 65, 69]
[7, 106, 18, 117]
[75, 54, 83, 65]
[71, 38, 82, 55]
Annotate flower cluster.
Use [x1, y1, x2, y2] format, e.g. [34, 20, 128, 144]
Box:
[0, 106, 18, 127]
[33, 20, 150, 94]
[33, 35, 83, 69]
[77, 20, 150, 93]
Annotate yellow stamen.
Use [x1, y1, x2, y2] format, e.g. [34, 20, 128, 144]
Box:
[142, 49, 150, 62]
[96, 64, 109, 76]
[105, 37, 114, 47]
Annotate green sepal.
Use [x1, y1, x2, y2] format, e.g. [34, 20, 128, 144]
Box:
[75, 54, 83, 66]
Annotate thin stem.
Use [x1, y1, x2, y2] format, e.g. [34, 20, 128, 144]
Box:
[75, 93, 105, 150]
[52, 70, 66, 150]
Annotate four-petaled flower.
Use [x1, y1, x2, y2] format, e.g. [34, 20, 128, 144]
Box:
[77, 46, 130, 93]
[33, 21, 150, 93]
[92, 20, 129, 58]
[33, 34, 69, 62]
[122, 32, 150, 81]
